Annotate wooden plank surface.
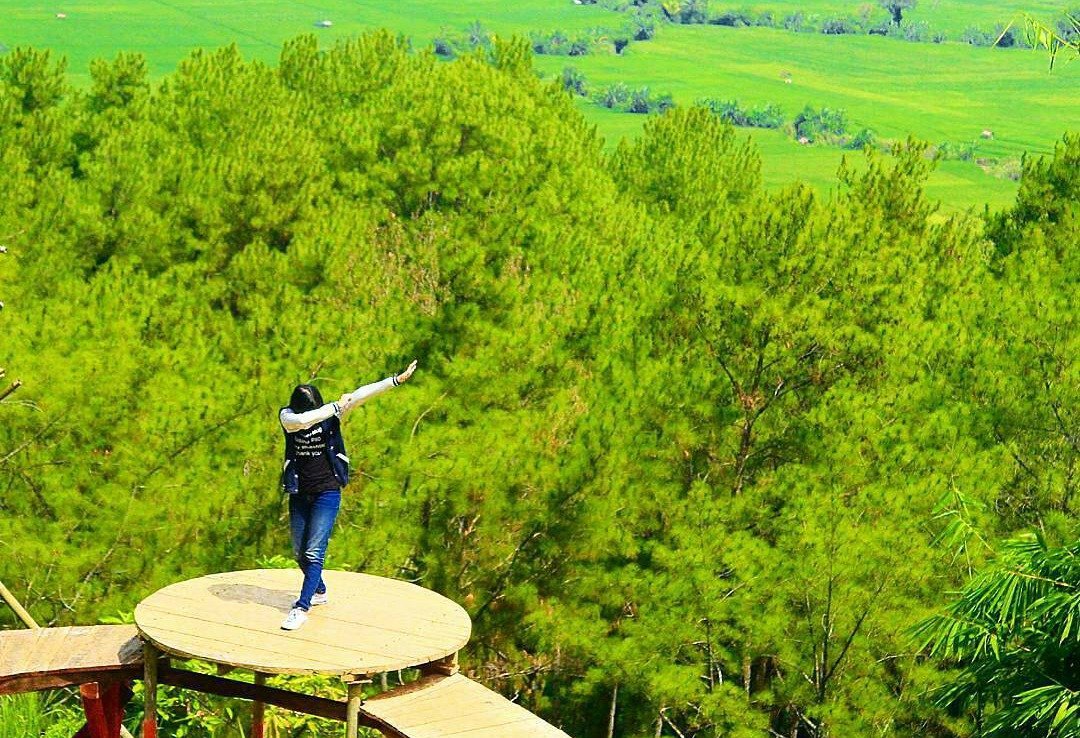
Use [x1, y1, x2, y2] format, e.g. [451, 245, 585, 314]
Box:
[362, 674, 571, 738]
[134, 570, 471, 676]
[0, 625, 142, 695]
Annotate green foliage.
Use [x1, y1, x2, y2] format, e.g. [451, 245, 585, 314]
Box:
[530, 29, 603, 56]
[880, 0, 917, 26]
[699, 98, 785, 128]
[561, 65, 589, 96]
[0, 30, 1077, 738]
[0, 692, 87, 738]
[936, 139, 978, 161]
[915, 533, 1080, 737]
[844, 126, 877, 149]
[0, 694, 47, 738]
[598, 81, 677, 113]
[792, 105, 848, 142]
[0, 47, 68, 114]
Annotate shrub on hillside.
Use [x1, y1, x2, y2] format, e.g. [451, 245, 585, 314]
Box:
[709, 9, 755, 27]
[963, 24, 1030, 48]
[561, 66, 589, 96]
[466, 20, 490, 47]
[1057, 8, 1080, 42]
[782, 11, 808, 31]
[781, 11, 807, 31]
[432, 36, 455, 57]
[792, 105, 848, 142]
[699, 98, 784, 128]
[432, 22, 494, 58]
[667, 0, 710, 24]
[628, 86, 653, 112]
[820, 15, 862, 34]
[626, 5, 661, 39]
[961, 26, 995, 46]
[936, 140, 978, 161]
[531, 30, 596, 55]
[754, 10, 777, 27]
[633, 16, 657, 39]
[890, 19, 930, 41]
[747, 103, 783, 128]
[596, 81, 630, 108]
[844, 127, 878, 150]
[595, 83, 673, 113]
[992, 23, 1031, 48]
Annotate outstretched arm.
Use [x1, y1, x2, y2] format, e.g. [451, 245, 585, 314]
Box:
[280, 403, 339, 433]
[336, 360, 419, 417]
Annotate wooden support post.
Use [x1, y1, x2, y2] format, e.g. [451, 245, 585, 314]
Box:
[344, 681, 365, 738]
[142, 644, 159, 738]
[73, 682, 132, 738]
[79, 683, 110, 738]
[252, 672, 267, 738]
[107, 682, 132, 738]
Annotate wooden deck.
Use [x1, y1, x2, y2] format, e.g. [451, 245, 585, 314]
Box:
[0, 572, 573, 738]
[0, 625, 142, 694]
[363, 674, 571, 738]
[134, 569, 472, 676]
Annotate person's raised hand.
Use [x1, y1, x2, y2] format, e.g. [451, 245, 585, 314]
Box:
[396, 359, 418, 384]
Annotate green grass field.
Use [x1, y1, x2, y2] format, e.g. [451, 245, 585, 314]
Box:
[2, 0, 1076, 211]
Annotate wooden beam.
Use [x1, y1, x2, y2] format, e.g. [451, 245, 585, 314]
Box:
[0, 579, 39, 628]
[0, 668, 141, 696]
[159, 666, 362, 724]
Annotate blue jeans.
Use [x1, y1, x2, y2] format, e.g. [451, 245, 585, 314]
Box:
[288, 489, 341, 610]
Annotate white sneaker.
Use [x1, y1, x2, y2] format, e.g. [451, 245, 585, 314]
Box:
[281, 607, 308, 631]
[311, 592, 329, 606]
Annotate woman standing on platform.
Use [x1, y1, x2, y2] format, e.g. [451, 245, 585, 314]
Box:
[278, 360, 418, 630]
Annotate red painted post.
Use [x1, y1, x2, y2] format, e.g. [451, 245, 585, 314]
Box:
[103, 682, 129, 738]
[252, 673, 267, 738]
[79, 683, 109, 738]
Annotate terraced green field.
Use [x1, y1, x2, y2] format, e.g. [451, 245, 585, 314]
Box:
[2, 0, 1076, 210]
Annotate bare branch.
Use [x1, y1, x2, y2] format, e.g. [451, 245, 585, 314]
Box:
[0, 379, 22, 402]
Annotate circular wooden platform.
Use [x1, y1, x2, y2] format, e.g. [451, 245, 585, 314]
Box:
[134, 569, 471, 676]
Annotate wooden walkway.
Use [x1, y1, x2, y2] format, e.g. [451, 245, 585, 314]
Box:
[363, 674, 571, 738]
[0, 625, 141, 694]
[0, 571, 573, 738]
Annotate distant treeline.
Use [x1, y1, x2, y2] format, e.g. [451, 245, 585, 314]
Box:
[0, 34, 1077, 738]
[581, 0, 1080, 48]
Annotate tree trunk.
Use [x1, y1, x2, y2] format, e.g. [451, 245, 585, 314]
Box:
[607, 684, 619, 738]
[743, 651, 752, 698]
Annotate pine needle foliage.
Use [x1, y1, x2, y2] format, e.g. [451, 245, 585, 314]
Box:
[0, 32, 1076, 738]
